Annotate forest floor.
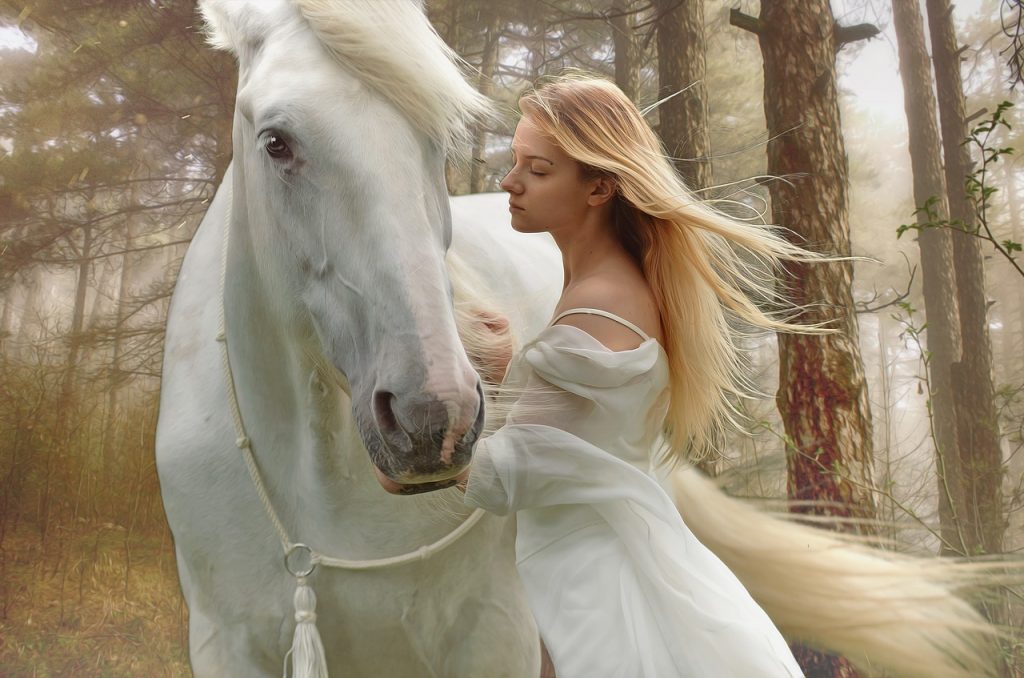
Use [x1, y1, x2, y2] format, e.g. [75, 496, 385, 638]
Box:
[0, 522, 190, 677]
[1, 519, 1021, 676]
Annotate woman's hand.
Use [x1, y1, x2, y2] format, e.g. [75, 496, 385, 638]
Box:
[469, 308, 514, 385]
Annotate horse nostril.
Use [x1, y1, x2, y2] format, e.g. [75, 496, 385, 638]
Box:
[371, 385, 482, 464]
[373, 389, 399, 434]
[467, 380, 486, 441]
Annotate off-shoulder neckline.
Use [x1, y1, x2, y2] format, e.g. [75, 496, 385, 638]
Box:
[539, 322, 667, 356]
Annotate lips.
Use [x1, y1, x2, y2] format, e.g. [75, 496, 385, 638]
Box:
[384, 477, 460, 495]
[374, 465, 471, 495]
[509, 202, 524, 211]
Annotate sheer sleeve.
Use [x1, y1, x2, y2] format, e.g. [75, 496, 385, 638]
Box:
[463, 325, 667, 516]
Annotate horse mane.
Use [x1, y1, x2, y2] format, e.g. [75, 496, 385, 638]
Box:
[292, 0, 493, 151]
[201, 1, 493, 149]
[446, 247, 522, 433]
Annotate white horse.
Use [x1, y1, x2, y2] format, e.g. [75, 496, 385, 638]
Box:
[156, 1, 560, 675]
[158, 2, 1018, 677]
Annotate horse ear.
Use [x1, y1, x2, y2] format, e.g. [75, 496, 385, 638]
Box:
[198, 0, 240, 54]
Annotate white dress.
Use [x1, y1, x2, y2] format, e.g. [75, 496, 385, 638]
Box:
[464, 308, 805, 678]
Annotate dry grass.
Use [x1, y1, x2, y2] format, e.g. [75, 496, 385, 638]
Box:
[0, 523, 191, 677]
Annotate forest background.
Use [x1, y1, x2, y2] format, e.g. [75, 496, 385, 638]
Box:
[0, 0, 1022, 675]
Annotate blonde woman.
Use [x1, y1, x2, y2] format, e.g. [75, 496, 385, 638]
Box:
[460, 75, 809, 676]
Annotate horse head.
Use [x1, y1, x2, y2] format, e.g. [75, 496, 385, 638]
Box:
[200, 0, 493, 494]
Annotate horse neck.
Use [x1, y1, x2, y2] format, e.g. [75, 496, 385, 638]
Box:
[219, 169, 469, 558]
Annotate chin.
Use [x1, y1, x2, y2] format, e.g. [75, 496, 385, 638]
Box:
[510, 220, 542, 234]
[373, 466, 470, 495]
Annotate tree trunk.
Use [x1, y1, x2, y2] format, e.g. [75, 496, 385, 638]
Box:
[14, 268, 41, 356]
[926, 0, 1005, 559]
[747, 1, 878, 673]
[42, 223, 94, 544]
[1005, 169, 1024, 384]
[610, 0, 640, 102]
[0, 287, 11, 353]
[654, 0, 713, 191]
[103, 218, 134, 485]
[470, 8, 501, 194]
[873, 315, 892, 541]
[1008, 166, 1021, 236]
[892, 0, 965, 558]
[59, 224, 93, 417]
[432, 0, 464, 194]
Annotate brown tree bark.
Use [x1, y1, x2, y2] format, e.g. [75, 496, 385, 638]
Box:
[926, 0, 1005, 559]
[610, 0, 640, 102]
[654, 0, 713, 191]
[0, 288, 11, 353]
[470, 7, 501, 194]
[734, 1, 878, 674]
[891, 0, 966, 558]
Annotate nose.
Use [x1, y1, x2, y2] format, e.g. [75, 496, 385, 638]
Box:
[371, 382, 485, 475]
[499, 167, 521, 194]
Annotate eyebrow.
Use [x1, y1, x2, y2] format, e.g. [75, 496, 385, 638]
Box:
[510, 148, 555, 165]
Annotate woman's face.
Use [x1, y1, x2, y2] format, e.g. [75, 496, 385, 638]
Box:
[499, 115, 598, 234]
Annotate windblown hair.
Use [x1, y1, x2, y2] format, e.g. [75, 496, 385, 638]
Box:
[519, 75, 825, 464]
[291, 0, 491, 150]
[200, 0, 492, 150]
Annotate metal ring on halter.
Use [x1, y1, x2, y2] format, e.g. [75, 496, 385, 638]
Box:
[284, 543, 316, 577]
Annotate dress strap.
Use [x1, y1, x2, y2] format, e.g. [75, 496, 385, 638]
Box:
[550, 307, 651, 342]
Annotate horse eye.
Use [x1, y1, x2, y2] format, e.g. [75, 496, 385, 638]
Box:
[265, 134, 292, 160]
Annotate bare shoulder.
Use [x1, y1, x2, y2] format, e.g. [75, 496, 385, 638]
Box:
[553, 274, 663, 351]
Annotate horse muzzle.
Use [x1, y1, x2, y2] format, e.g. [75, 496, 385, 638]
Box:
[359, 380, 485, 494]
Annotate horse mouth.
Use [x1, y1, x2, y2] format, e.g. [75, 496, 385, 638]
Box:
[373, 465, 470, 495]
[395, 478, 460, 495]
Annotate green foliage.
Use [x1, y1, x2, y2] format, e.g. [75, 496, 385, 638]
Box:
[0, 5, 237, 668]
[0, 0, 235, 285]
[896, 101, 1023, 279]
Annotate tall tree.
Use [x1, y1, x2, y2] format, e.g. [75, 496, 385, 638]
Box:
[470, 4, 502, 193]
[610, 0, 641, 102]
[654, 0, 713, 190]
[926, 0, 1006, 559]
[733, 2, 879, 674]
[891, 0, 968, 558]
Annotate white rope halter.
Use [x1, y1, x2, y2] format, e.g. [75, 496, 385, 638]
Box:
[215, 182, 485, 676]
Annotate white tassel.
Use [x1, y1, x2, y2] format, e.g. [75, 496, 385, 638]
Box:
[284, 576, 329, 678]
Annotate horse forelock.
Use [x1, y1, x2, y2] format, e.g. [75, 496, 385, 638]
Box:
[291, 0, 494, 152]
[202, 0, 493, 150]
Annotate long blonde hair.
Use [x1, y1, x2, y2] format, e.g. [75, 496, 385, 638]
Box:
[519, 75, 825, 465]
